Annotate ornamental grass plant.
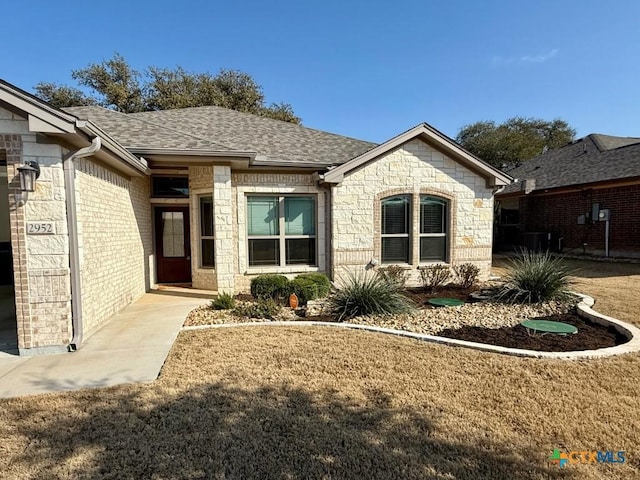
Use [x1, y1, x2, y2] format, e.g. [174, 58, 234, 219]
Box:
[494, 249, 574, 304]
[328, 272, 415, 322]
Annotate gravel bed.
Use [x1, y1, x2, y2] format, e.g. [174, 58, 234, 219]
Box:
[348, 301, 574, 335]
[184, 299, 575, 335]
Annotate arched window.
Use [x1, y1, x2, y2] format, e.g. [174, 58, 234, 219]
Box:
[380, 193, 449, 264]
[420, 195, 448, 262]
[381, 195, 411, 263]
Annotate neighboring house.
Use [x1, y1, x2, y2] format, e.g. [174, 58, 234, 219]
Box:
[495, 134, 640, 257]
[0, 78, 510, 355]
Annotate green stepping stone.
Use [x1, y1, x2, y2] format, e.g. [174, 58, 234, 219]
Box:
[428, 297, 465, 307]
[520, 319, 578, 335]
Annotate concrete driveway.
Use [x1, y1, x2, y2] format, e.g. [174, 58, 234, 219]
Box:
[0, 291, 206, 398]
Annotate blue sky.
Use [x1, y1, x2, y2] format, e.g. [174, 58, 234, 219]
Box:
[3, 1, 639, 143]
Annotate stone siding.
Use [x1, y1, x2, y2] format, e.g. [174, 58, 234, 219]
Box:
[232, 172, 326, 292]
[188, 166, 216, 290]
[332, 139, 494, 284]
[0, 107, 72, 353]
[75, 158, 152, 337]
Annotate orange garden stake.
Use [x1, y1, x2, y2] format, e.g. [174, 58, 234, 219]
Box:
[289, 293, 299, 309]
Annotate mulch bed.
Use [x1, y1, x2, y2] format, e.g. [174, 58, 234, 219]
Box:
[439, 312, 628, 351]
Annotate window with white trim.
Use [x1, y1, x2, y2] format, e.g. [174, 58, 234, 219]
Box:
[247, 195, 316, 267]
[199, 196, 215, 267]
[380, 194, 449, 264]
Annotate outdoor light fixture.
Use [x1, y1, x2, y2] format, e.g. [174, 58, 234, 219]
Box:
[17, 160, 40, 192]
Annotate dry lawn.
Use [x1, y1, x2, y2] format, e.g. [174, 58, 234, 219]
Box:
[493, 256, 640, 327]
[0, 258, 639, 479]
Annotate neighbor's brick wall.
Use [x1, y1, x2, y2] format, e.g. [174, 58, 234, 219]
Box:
[75, 158, 152, 337]
[332, 139, 494, 285]
[519, 183, 640, 256]
[0, 106, 72, 352]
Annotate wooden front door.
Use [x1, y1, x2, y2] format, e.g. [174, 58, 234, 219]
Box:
[155, 206, 191, 283]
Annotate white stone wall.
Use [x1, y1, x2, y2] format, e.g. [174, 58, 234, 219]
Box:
[232, 172, 326, 292]
[0, 106, 72, 352]
[213, 165, 234, 291]
[75, 158, 152, 337]
[332, 139, 494, 284]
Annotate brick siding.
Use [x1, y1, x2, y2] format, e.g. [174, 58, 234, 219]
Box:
[518, 183, 640, 255]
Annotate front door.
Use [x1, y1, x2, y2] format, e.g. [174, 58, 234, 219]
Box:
[155, 206, 191, 283]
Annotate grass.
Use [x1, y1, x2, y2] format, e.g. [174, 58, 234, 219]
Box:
[0, 258, 639, 479]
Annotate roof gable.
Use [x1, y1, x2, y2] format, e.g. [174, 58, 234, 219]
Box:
[0, 79, 148, 176]
[0, 79, 77, 134]
[322, 123, 512, 186]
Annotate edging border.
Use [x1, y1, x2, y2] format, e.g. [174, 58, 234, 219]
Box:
[182, 293, 640, 360]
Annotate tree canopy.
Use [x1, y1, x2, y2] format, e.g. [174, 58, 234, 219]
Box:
[34, 53, 301, 124]
[455, 117, 576, 169]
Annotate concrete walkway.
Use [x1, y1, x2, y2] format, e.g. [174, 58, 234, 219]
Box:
[0, 291, 206, 399]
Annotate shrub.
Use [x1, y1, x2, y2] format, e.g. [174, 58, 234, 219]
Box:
[376, 265, 408, 289]
[328, 273, 415, 322]
[493, 249, 574, 304]
[210, 292, 235, 310]
[294, 273, 332, 298]
[418, 264, 451, 292]
[453, 263, 480, 289]
[250, 274, 290, 301]
[290, 277, 319, 305]
[233, 298, 280, 319]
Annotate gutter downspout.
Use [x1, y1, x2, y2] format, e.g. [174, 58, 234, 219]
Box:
[65, 136, 101, 351]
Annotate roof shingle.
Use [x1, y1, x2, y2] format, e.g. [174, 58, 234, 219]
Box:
[500, 134, 640, 194]
[65, 105, 377, 166]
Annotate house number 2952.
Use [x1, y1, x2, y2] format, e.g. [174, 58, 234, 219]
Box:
[27, 222, 55, 235]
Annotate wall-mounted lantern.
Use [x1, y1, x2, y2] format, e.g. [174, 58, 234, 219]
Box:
[17, 160, 40, 192]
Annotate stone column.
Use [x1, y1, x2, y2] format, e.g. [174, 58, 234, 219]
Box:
[213, 165, 234, 292]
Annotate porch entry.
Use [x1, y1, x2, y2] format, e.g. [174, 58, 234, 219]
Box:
[154, 206, 192, 283]
[0, 151, 18, 352]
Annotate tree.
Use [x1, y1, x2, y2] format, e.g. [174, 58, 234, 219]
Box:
[34, 53, 301, 123]
[33, 82, 98, 108]
[456, 117, 576, 169]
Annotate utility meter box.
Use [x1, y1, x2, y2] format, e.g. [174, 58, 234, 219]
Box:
[598, 209, 610, 221]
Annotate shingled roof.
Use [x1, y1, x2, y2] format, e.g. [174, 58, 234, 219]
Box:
[64, 106, 229, 151]
[66, 105, 377, 167]
[499, 134, 640, 195]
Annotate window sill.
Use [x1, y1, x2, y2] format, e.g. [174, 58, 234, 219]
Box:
[245, 265, 320, 275]
[379, 263, 413, 270]
[417, 261, 450, 267]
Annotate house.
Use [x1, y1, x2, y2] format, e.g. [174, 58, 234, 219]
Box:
[495, 134, 640, 257]
[0, 78, 510, 355]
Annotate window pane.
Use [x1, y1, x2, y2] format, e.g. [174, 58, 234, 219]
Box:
[152, 176, 189, 198]
[285, 197, 315, 235]
[420, 237, 446, 262]
[382, 196, 410, 234]
[286, 238, 316, 265]
[381, 237, 409, 263]
[162, 212, 185, 257]
[248, 197, 279, 236]
[201, 239, 215, 267]
[200, 196, 214, 237]
[248, 239, 279, 266]
[420, 196, 446, 234]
